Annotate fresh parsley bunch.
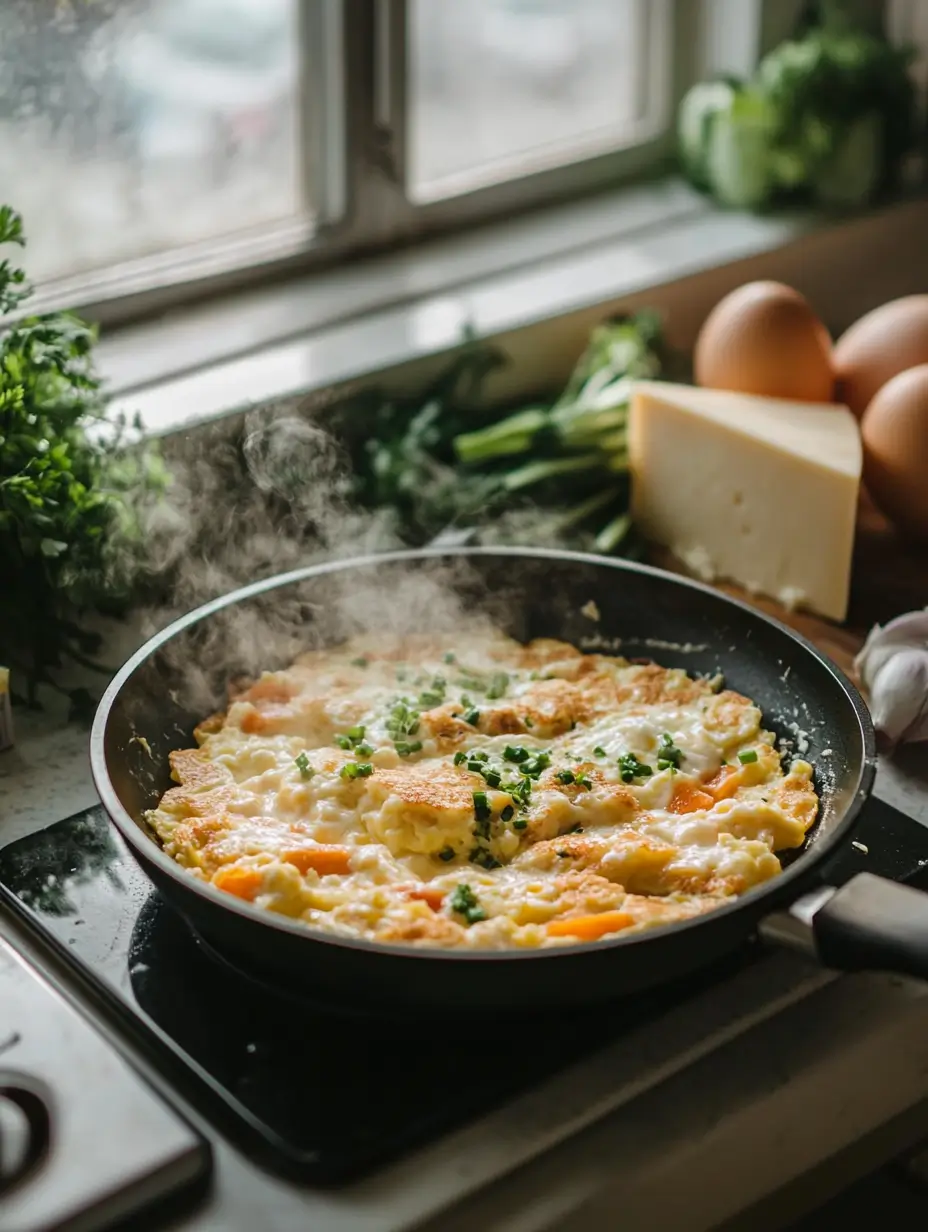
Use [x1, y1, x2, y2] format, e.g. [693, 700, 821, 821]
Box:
[0, 206, 167, 710]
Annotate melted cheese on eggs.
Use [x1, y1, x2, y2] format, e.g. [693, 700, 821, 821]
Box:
[145, 633, 819, 949]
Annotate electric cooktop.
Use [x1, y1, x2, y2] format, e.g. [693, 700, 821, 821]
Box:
[1, 798, 926, 1186]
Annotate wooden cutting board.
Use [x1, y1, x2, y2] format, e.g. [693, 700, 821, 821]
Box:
[650, 491, 925, 681]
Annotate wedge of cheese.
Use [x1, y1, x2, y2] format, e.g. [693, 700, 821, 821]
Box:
[629, 381, 862, 622]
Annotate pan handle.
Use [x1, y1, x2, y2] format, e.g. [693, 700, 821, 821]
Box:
[760, 873, 928, 982]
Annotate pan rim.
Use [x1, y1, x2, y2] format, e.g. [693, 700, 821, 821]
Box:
[90, 546, 877, 966]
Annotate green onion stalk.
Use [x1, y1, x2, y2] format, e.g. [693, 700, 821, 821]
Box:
[449, 312, 662, 551]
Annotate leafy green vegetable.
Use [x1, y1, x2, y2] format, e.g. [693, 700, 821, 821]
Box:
[677, 77, 742, 190]
[325, 339, 510, 544]
[326, 311, 663, 558]
[0, 206, 167, 708]
[677, 8, 917, 212]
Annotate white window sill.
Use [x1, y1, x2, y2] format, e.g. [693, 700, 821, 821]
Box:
[98, 178, 928, 436]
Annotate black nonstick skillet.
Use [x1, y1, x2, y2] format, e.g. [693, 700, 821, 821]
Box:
[91, 548, 928, 1013]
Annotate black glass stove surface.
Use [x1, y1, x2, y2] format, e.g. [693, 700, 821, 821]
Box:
[1, 800, 926, 1184]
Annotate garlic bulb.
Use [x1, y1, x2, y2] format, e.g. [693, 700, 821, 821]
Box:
[854, 609, 928, 747]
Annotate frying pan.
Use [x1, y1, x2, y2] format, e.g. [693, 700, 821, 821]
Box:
[90, 547, 928, 1013]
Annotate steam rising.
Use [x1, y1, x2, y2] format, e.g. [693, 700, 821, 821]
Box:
[133, 404, 503, 721]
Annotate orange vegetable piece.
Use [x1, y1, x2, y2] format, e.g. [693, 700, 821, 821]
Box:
[282, 847, 353, 876]
[547, 911, 635, 941]
[212, 866, 264, 901]
[668, 783, 715, 814]
[404, 886, 446, 911]
[705, 766, 740, 800]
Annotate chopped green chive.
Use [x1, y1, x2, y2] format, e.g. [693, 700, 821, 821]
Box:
[395, 740, 423, 757]
[340, 761, 374, 780]
[462, 707, 480, 726]
[575, 774, 593, 790]
[523, 752, 551, 778]
[453, 751, 468, 766]
[469, 848, 501, 870]
[513, 818, 528, 831]
[657, 733, 684, 771]
[500, 805, 514, 822]
[555, 769, 576, 785]
[351, 657, 369, 668]
[618, 752, 653, 782]
[449, 882, 486, 923]
[438, 846, 456, 862]
[443, 652, 456, 664]
[471, 750, 489, 763]
[738, 749, 759, 764]
[503, 745, 529, 763]
[485, 672, 510, 700]
[338, 724, 372, 753]
[473, 791, 491, 822]
[593, 746, 607, 758]
[524, 716, 534, 728]
[456, 676, 485, 694]
[503, 777, 533, 807]
[386, 700, 421, 739]
[294, 753, 314, 779]
[483, 769, 502, 788]
[417, 676, 447, 708]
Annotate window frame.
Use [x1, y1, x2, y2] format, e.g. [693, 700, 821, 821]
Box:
[19, 0, 872, 328]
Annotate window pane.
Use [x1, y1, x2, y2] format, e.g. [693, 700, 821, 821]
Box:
[408, 0, 657, 202]
[0, 0, 302, 284]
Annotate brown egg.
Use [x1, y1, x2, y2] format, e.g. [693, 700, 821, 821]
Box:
[833, 295, 928, 419]
[861, 364, 928, 539]
[694, 281, 834, 403]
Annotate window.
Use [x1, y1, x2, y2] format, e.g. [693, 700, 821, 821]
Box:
[0, 0, 305, 283]
[0, 0, 693, 314]
[407, 0, 666, 201]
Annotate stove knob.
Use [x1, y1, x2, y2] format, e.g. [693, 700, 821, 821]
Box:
[0, 1081, 50, 1197]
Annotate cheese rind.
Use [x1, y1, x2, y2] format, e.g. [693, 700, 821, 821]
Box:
[629, 381, 862, 622]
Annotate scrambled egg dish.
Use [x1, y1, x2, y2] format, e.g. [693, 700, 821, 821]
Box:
[146, 633, 818, 949]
